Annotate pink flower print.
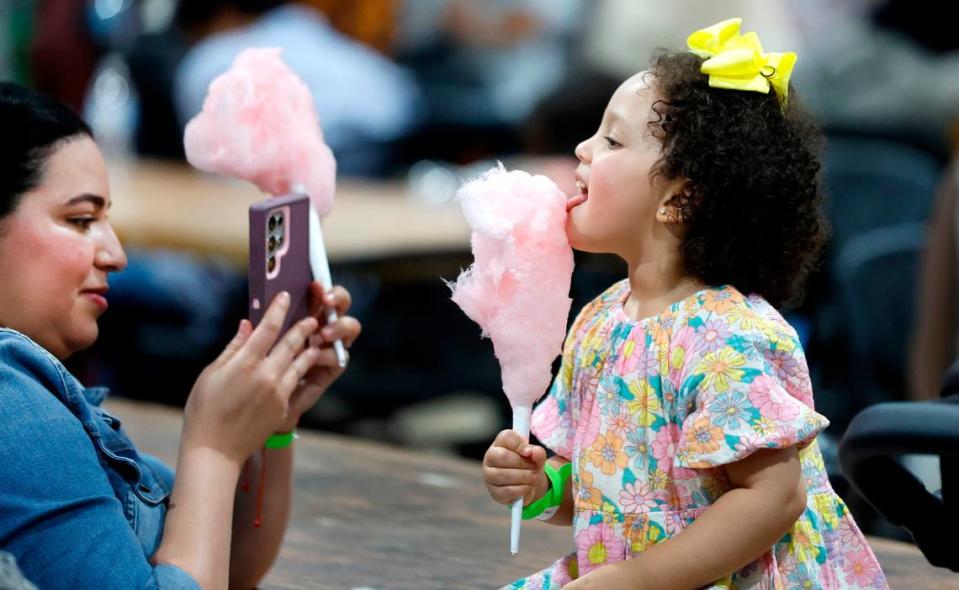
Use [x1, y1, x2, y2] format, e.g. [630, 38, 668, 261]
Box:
[575, 523, 625, 573]
[656, 483, 692, 512]
[619, 481, 658, 513]
[663, 509, 692, 536]
[652, 423, 698, 480]
[843, 548, 881, 587]
[696, 318, 733, 353]
[748, 375, 800, 421]
[532, 396, 562, 435]
[838, 518, 866, 549]
[607, 408, 634, 436]
[764, 348, 800, 381]
[616, 327, 647, 374]
[576, 371, 600, 406]
[638, 351, 660, 378]
[669, 326, 697, 380]
[576, 407, 603, 450]
[785, 370, 814, 406]
[652, 423, 682, 464]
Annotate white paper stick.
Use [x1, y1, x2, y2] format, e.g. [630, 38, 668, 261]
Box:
[510, 404, 532, 555]
[308, 206, 348, 368]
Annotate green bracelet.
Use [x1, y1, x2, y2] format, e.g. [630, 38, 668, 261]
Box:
[264, 430, 298, 449]
[521, 462, 572, 520]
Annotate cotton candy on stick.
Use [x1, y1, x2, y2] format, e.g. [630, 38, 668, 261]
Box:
[450, 164, 574, 555]
[183, 47, 346, 367]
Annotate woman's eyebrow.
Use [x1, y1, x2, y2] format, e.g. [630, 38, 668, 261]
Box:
[65, 194, 109, 209]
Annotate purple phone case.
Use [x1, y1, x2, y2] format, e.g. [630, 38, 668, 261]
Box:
[249, 193, 312, 336]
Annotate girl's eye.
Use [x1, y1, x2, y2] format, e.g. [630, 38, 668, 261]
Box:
[604, 136, 621, 149]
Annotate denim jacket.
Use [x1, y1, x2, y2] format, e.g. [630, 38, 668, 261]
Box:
[0, 329, 200, 589]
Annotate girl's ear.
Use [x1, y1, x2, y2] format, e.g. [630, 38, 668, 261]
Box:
[657, 179, 694, 224]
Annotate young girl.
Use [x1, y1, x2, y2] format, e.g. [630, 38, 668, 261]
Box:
[482, 18, 888, 589]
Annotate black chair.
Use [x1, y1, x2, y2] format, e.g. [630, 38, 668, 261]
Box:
[823, 136, 940, 253]
[834, 223, 926, 408]
[839, 361, 959, 572]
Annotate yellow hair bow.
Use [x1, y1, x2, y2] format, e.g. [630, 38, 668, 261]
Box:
[687, 18, 796, 104]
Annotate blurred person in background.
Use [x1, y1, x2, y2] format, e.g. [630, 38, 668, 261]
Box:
[395, 0, 584, 163]
[909, 156, 958, 400]
[174, 0, 422, 176]
[793, 0, 959, 157]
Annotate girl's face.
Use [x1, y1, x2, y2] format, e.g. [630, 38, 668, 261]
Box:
[567, 72, 683, 259]
[0, 137, 127, 359]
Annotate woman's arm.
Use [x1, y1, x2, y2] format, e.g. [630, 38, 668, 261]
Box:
[0, 344, 201, 590]
[227, 449, 293, 589]
[154, 294, 324, 589]
[909, 160, 958, 400]
[567, 447, 806, 590]
[225, 284, 360, 589]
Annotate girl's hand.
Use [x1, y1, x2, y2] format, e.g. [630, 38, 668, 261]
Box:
[483, 429, 549, 506]
[276, 282, 361, 433]
[181, 292, 323, 464]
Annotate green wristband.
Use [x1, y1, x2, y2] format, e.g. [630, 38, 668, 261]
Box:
[521, 462, 572, 520]
[264, 430, 297, 450]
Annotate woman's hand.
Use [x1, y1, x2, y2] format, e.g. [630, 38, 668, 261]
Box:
[483, 429, 549, 506]
[277, 282, 361, 432]
[181, 291, 323, 464]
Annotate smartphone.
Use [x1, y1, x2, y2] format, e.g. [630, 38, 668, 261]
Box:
[249, 193, 312, 336]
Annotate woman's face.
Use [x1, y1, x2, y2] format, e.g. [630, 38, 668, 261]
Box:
[0, 136, 127, 359]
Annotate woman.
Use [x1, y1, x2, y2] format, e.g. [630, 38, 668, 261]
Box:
[0, 82, 361, 589]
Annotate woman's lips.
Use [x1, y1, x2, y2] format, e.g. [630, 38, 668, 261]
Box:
[82, 290, 109, 310]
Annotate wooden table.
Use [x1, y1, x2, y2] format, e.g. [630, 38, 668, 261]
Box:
[105, 399, 958, 590]
[107, 160, 471, 266]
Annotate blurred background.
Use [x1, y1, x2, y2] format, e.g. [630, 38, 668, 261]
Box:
[3, 0, 958, 543]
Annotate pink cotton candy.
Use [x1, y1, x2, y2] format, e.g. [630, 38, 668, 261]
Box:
[450, 164, 574, 408]
[183, 47, 335, 216]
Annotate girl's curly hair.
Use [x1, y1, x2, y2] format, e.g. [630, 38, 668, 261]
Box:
[649, 51, 827, 308]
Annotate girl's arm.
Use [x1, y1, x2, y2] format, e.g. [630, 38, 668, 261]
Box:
[568, 447, 806, 590]
[540, 456, 575, 526]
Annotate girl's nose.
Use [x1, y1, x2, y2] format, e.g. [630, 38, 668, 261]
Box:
[575, 137, 592, 163]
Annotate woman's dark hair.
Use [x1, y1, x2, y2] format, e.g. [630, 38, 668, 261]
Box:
[0, 82, 92, 219]
[649, 52, 827, 308]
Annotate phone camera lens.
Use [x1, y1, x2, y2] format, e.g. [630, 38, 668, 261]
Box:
[268, 216, 277, 231]
[268, 236, 277, 251]
[268, 256, 276, 272]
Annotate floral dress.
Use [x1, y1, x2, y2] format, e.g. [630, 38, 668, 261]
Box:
[506, 281, 888, 589]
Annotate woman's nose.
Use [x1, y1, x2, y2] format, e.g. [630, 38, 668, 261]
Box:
[95, 225, 128, 272]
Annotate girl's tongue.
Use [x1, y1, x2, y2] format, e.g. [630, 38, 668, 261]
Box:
[567, 181, 588, 211]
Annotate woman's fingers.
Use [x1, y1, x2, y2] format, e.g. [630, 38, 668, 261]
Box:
[319, 316, 361, 347]
[309, 283, 353, 318]
[265, 315, 319, 370]
[242, 292, 291, 357]
[279, 347, 323, 397]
